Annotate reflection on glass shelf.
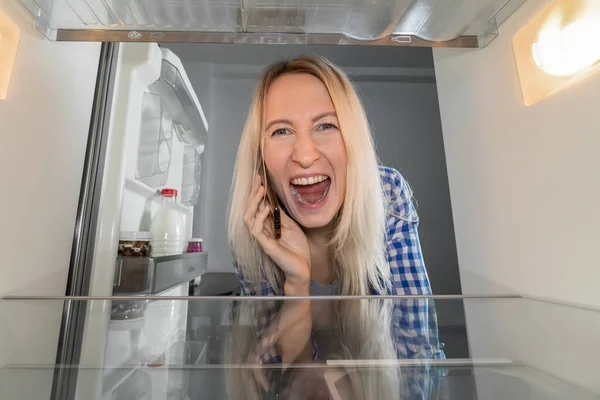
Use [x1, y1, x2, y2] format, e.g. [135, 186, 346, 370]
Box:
[113, 252, 207, 295]
[103, 339, 206, 400]
[1, 297, 599, 399]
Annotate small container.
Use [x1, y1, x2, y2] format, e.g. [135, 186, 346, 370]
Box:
[119, 231, 152, 257]
[186, 238, 203, 253]
[110, 300, 148, 321]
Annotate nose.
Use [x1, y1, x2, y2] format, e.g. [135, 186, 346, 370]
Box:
[291, 133, 320, 168]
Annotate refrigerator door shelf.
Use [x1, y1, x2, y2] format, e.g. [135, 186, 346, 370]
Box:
[181, 145, 203, 207]
[159, 47, 208, 153]
[134, 48, 208, 189]
[136, 91, 174, 188]
[113, 253, 208, 296]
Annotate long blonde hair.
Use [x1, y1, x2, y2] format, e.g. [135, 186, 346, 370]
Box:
[224, 299, 403, 399]
[228, 55, 389, 295]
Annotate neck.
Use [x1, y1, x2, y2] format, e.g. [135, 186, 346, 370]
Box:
[304, 224, 335, 286]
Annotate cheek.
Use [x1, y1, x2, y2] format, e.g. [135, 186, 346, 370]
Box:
[328, 137, 348, 190]
[263, 143, 289, 188]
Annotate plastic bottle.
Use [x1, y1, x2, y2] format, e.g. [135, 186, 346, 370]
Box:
[150, 188, 184, 257]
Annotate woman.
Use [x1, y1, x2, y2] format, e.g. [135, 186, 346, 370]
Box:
[228, 54, 433, 298]
[226, 56, 445, 398]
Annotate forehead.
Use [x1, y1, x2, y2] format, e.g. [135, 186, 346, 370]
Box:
[264, 73, 336, 119]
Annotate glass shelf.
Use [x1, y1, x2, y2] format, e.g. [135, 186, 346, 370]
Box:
[113, 252, 207, 295]
[1, 296, 599, 399]
[18, 0, 528, 47]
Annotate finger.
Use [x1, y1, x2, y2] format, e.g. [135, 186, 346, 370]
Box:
[261, 207, 276, 237]
[246, 350, 269, 396]
[240, 369, 262, 400]
[244, 184, 265, 227]
[253, 202, 267, 233]
[251, 174, 261, 197]
[254, 173, 261, 188]
[251, 204, 271, 240]
[243, 175, 263, 225]
[245, 183, 264, 221]
[252, 365, 270, 392]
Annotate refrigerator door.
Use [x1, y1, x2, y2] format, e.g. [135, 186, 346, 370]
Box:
[71, 43, 208, 400]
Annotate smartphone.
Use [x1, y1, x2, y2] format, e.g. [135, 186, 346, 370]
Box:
[259, 163, 281, 240]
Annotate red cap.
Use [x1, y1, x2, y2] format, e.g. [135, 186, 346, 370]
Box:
[161, 188, 178, 197]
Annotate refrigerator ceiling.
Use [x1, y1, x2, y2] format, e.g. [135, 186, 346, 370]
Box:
[18, 0, 528, 47]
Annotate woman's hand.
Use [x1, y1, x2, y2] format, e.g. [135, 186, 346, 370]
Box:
[244, 175, 311, 295]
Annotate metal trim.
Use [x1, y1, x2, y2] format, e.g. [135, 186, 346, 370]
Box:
[51, 42, 119, 400]
[6, 358, 519, 370]
[55, 30, 481, 48]
[4, 294, 523, 301]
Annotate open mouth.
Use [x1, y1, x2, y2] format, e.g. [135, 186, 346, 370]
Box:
[290, 175, 331, 205]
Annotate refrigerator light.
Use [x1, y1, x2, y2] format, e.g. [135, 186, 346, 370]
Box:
[0, 10, 19, 100]
[513, 0, 600, 106]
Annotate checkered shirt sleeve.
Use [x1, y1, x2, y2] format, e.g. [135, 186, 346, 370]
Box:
[380, 166, 446, 398]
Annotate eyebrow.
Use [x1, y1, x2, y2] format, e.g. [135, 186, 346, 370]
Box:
[264, 111, 337, 132]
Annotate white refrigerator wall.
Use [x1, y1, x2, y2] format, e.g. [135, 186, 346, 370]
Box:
[434, 0, 600, 308]
[463, 298, 600, 395]
[0, 0, 100, 398]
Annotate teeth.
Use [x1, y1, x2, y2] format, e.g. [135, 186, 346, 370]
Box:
[291, 175, 329, 186]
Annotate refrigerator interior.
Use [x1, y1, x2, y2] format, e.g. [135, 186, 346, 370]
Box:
[3, 0, 600, 399]
[69, 41, 468, 400]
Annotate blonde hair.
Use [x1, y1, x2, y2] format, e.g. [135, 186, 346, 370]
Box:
[224, 299, 403, 399]
[228, 55, 389, 296]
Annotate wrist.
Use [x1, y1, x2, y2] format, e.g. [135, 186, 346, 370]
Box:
[284, 277, 310, 296]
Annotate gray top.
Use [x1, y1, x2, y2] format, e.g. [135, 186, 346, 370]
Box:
[310, 280, 338, 296]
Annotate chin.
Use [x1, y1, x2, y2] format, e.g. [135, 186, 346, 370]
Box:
[294, 213, 336, 229]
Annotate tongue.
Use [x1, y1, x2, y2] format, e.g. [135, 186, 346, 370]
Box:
[292, 179, 330, 204]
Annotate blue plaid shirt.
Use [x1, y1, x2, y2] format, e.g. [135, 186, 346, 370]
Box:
[233, 167, 446, 397]
[235, 166, 433, 297]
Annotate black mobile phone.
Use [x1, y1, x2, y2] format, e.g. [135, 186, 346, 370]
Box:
[266, 183, 281, 240]
[259, 164, 281, 240]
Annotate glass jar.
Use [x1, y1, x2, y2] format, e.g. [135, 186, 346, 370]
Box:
[186, 238, 203, 253]
[118, 231, 152, 257]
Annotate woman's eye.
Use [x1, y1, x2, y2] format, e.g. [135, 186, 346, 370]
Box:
[272, 128, 290, 136]
[317, 123, 337, 131]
